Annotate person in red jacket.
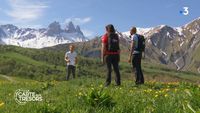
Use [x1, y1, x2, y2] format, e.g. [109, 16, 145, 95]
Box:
[101, 24, 121, 86]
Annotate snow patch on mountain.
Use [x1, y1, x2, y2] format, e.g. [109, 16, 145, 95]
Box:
[0, 21, 87, 48]
[175, 27, 183, 36]
[122, 27, 152, 37]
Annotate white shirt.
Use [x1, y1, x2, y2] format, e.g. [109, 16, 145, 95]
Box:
[65, 51, 77, 66]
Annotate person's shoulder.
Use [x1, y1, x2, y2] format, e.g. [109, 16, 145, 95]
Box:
[66, 51, 70, 54]
[101, 33, 108, 43]
[133, 34, 138, 40]
[131, 34, 136, 40]
[102, 34, 108, 39]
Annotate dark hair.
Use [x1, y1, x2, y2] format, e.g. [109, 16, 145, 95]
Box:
[106, 24, 116, 33]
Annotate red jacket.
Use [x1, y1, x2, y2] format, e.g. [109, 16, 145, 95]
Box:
[101, 33, 120, 55]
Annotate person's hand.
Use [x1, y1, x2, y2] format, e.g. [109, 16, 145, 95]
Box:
[101, 58, 104, 64]
[128, 58, 131, 63]
[66, 59, 70, 63]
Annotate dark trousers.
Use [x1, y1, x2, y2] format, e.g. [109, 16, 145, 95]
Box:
[105, 54, 121, 86]
[66, 65, 76, 80]
[132, 53, 144, 84]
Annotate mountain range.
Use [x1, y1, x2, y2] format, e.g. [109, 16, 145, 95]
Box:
[52, 17, 199, 73]
[125, 17, 200, 72]
[0, 21, 87, 48]
[0, 17, 200, 73]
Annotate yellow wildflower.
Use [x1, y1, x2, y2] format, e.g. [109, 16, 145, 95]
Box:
[155, 95, 158, 98]
[167, 85, 170, 88]
[99, 84, 103, 88]
[164, 94, 168, 97]
[0, 102, 4, 107]
[78, 92, 82, 96]
[165, 88, 170, 92]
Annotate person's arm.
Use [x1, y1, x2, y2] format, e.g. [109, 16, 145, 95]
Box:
[64, 54, 70, 63]
[118, 36, 120, 62]
[101, 43, 106, 63]
[128, 39, 135, 63]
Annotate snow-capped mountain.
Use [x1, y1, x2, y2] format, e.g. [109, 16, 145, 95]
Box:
[121, 17, 200, 71]
[0, 21, 87, 48]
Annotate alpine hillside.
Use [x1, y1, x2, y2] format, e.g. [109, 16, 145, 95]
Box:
[49, 17, 200, 73]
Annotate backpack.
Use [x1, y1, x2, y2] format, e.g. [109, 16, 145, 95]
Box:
[135, 34, 145, 52]
[107, 33, 120, 52]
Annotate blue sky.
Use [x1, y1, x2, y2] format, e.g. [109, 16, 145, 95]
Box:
[0, 0, 199, 38]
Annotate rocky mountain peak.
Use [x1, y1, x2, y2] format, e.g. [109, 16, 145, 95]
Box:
[0, 28, 7, 38]
[76, 25, 84, 35]
[65, 21, 76, 33]
[184, 18, 200, 35]
[46, 21, 62, 36]
[0, 24, 18, 34]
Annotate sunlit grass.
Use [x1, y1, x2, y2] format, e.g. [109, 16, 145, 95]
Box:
[0, 77, 199, 113]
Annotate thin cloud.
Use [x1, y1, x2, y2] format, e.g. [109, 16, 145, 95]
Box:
[65, 17, 92, 25]
[82, 29, 95, 38]
[6, 0, 49, 21]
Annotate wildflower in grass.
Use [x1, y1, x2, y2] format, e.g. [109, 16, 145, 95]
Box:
[99, 84, 103, 88]
[0, 102, 4, 107]
[145, 89, 152, 93]
[155, 95, 158, 98]
[8, 93, 11, 96]
[184, 89, 192, 97]
[164, 94, 168, 97]
[78, 92, 83, 96]
[162, 88, 169, 92]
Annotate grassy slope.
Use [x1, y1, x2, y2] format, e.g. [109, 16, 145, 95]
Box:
[0, 76, 200, 113]
[0, 45, 200, 83]
[0, 45, 200, 112]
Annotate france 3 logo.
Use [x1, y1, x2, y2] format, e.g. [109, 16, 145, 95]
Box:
[180, 7, 189, 16]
